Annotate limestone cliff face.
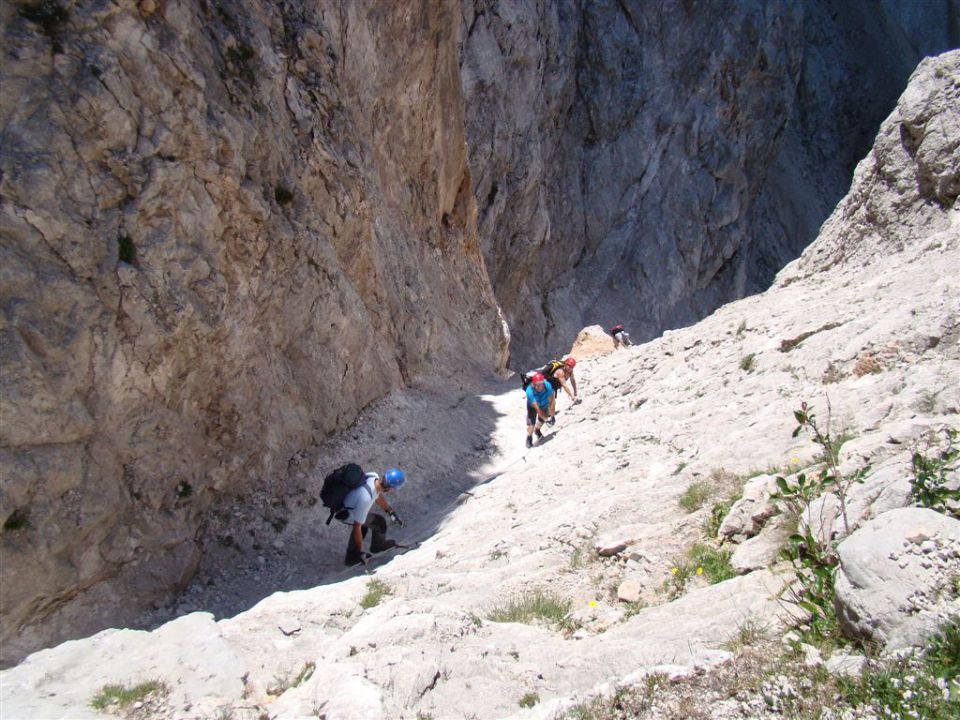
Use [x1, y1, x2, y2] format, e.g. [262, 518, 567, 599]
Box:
[0, 0, 956, 667]
[461, 0, 958, 366]
[0, 0, 506, 665]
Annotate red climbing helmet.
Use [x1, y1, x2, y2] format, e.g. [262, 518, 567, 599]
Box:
[531, 372, 545, 384]
[565, 357, 576, 368]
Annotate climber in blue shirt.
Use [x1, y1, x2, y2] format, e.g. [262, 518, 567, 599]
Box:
[525, 372, 556, 448]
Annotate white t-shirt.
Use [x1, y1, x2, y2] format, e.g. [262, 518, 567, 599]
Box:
[342, 473, 378, 525]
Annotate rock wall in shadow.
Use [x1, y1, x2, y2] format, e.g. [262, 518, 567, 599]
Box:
[461, 0, 959, 366]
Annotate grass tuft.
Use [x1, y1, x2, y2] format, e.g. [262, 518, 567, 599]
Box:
[359, 579, 391, 609]
[90, 680, 167, 710]
[518, 692, 540, 708]
[678, 481, 714, 512]
[487, 590, 572, 630]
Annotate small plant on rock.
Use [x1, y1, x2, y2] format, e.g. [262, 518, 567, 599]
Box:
[723, 617, 771, 652]
[739, 353, 757, 372]
[518, 692, 540, 708]
[769, 402, 869, 647]
[678, 481, 713, 512]
[487, 590, 572, 631]
[837, 616, 960, 718]
[567, 534, 597, 570]
[292, 661, 315, 688]
[909, 427, 959, 517]
[90, 680, 168, 711]
[268, 661, 315, 695]
[702, 498, 733, 538]
[662, 543, 735, 599]
[563, 674, 667, 719]
[359, 579, 391, 609]
[784, 401, 866, 535]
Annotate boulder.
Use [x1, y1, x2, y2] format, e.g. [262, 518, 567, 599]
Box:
[834, 507, 960, 651]
[617, 579, 643, 603]
[730, 516, 792, 573]
[718, 475, 779, 541]
[570, 325, 616, 360]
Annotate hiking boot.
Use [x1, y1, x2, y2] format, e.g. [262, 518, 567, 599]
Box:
[525, 435, 533, 449]
[535, 429, 544, 442]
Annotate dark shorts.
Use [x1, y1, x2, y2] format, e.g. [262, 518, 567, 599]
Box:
[526, 404, 542, 426]
[344, 513, 397, 565]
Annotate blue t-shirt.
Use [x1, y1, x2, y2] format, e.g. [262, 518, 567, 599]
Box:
[526, 382, 554, 409]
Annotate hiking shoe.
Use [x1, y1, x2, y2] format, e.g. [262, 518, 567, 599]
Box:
[535, 429, 544, 442]
[525, 435, 533, 449]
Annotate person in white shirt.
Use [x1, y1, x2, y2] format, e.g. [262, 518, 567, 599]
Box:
[342, 468, 406, 566]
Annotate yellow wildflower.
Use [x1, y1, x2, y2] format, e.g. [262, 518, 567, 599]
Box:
[696, 567, 704, 575]
[671, 567, 679, 575]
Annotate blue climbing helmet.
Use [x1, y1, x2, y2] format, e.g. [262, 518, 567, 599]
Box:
[384, 468, 406, 489]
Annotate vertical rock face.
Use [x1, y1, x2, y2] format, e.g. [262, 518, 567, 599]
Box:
[0, 0, 506, 666]
[461, 0, 958, 365]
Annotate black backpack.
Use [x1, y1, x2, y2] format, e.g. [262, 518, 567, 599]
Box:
[320, 463, 368, 524]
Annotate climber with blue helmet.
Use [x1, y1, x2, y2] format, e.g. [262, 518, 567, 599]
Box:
[338, 466, 407, 566]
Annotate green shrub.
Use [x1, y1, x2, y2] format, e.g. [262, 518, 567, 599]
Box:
[837, 617, 960, 718]
[662, 543, 734, 599]
[688, 543, 735, 584]
[487, 591, 572, 630]
[909, 427, 958, 516]
[702, 498, 732, 538]
[518, 692, 539, 708]
[568, 535, 597, 570]
[768, 402, 870, 647]
[739, 353, 756, 372]
[678, 482, 714, 512]
[90, 680, 167, 710]
[359, 579, 390, 609]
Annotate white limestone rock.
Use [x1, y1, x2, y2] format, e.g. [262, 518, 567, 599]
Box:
[718, 474, 779, 541]
[834, 507, 960, 651]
